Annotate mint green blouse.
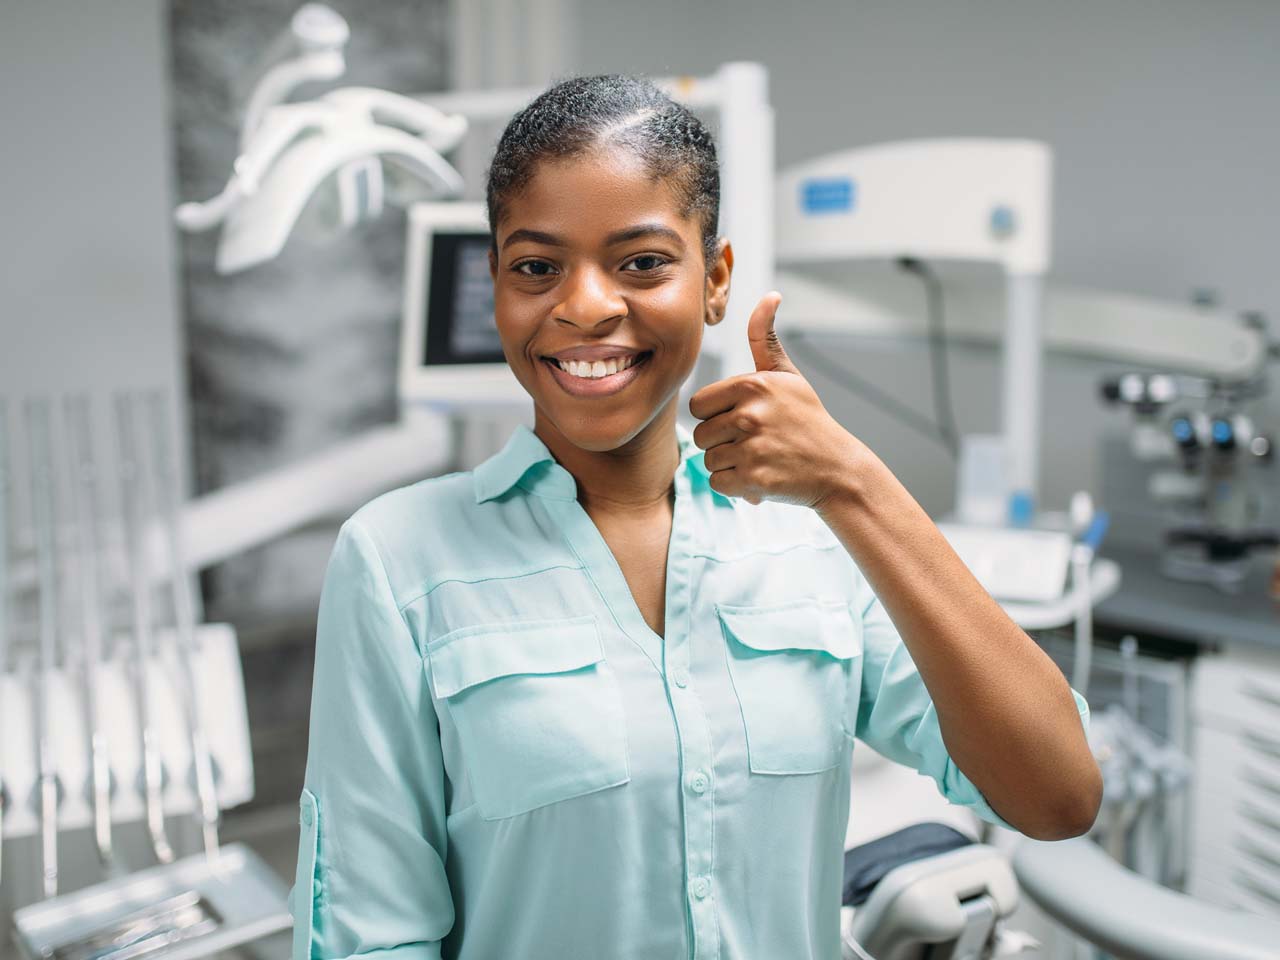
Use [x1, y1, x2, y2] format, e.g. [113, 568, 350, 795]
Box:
[291, 421, 1089, 960]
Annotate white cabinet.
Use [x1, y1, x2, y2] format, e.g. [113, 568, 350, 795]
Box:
[1188, 645, 1280, 918]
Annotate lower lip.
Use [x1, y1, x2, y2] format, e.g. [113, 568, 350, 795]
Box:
[542, 353, 651, 397]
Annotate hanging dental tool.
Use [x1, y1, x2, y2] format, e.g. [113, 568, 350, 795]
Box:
[12, 392, 291, 960]
[140, 391, 220, 863]
[0, 398, 9, 889]
[113, 394, 175, 867]
[24, 398, 62, 898]
[63, 395, 117, 873]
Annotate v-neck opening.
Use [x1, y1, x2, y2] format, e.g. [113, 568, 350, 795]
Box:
[547, 464, 695, 677]
[573, 488, 680, 650]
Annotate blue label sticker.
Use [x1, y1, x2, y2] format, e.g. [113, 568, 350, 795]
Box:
[800, 177, 855, 214]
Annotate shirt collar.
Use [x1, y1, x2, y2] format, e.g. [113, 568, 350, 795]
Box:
[473, 421, 729, 504]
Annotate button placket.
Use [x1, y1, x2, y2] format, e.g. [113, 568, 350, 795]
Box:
[664, 467, 720, 959]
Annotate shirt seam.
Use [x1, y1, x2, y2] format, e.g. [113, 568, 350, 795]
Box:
[691, 540, 842, 563]
[348, 519, 422, 655]
[395, 561, 586, 613]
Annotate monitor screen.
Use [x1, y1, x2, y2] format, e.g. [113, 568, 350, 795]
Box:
[423, 231, 506, 365]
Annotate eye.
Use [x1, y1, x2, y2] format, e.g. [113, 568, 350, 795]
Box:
[622, 254, 670, 272]
[514, 259, 557, 277]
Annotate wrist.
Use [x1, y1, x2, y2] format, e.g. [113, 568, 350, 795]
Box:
[812, 437, 885, 517]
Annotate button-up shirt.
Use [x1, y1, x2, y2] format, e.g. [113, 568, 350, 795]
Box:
[291, 421, 1090, 960]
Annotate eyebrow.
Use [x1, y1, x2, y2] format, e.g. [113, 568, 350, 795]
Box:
[501, 228, 565, 250]
[500, 223, 686, 251]
[604, 223, 685, 247]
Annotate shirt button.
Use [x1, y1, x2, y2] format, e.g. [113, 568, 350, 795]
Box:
[691, 876, 711, 899]
[671, 669, 689, 688]
[312, 877, 323, 898]
[687, 771, 709, 795]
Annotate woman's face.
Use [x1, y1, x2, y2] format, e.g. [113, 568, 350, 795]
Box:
[490, 148, 731, 453]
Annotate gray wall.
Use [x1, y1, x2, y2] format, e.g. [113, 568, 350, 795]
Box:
[0, 0, 186, 523]
[573, 0, 1280, 516]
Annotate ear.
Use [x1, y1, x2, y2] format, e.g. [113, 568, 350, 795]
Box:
[704, 238, 733, 327]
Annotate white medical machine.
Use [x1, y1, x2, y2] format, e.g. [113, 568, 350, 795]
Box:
[398, 203, 519, 408]
[776, 140, 1280, 958]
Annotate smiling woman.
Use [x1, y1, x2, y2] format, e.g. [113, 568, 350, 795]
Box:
[292, 74, 1099, 960]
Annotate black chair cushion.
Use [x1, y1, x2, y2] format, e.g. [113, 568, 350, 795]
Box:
[842, 822, 974, 907]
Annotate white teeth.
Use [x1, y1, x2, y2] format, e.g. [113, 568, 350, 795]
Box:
[555, 354, 642, 379]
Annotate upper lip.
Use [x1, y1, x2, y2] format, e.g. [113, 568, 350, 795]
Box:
[542, 344, 650, 362]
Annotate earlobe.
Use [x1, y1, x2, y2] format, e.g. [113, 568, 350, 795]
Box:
[704, 238, 733, 326]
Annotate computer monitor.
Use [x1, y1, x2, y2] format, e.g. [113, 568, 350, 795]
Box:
[399, 202, 527, 409]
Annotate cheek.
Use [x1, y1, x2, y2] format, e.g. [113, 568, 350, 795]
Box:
[494, 291, 539, 357]
[635, 277, 707, 353]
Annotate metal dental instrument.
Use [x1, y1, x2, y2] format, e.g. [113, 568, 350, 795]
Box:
[114, 392, 175, 866]
[64, 394, 118, 872]
[49, 890, 221, 960]
[140, 390, 220, 863]
[25, 398, 63, 898]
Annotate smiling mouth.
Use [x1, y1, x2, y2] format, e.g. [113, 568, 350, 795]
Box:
[540, 351, 652, 380]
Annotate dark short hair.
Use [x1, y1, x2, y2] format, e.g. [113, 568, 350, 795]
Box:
[485, 74, 720, 265]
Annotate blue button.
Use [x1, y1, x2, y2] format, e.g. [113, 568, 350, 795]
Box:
[672, 670, 689, 689]
[687, 771, 709, 795]
[312, 877, 322, 898]
[692, 876, 710, 899]
[300, 805, 313, 828]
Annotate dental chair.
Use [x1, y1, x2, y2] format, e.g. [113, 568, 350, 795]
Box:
[840, 823, 1280, 960]
[840, 823, 1027, 960]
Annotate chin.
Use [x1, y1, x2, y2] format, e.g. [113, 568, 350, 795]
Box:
[557, 411, 651, 452]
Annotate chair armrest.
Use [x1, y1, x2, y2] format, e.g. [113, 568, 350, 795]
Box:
[1013, 837, 1280, 960]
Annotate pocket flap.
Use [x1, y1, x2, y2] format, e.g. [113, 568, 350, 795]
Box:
[717, 598, 862, 659]
[428, 615, 603, 699]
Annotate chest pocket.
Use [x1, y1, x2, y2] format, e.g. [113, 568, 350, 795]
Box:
[718, 597, 862, 775]
[426, 614, 630, 821]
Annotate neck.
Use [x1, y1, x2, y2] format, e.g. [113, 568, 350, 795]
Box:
[533, 402, 680, 514]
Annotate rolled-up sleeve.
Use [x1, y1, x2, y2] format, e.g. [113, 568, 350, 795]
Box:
[291, 519, 453, 959]
[852, 590, 1091, 832]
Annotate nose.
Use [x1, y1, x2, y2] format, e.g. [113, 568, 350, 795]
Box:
[553, 263, 626, 329]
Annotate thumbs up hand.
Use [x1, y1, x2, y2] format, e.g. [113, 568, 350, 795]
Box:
[689, 292, 864, 509]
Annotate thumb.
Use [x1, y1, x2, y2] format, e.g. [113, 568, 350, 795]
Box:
[747, 291, 795, 373]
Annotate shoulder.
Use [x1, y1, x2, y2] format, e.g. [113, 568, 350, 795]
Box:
[348, 469, 476, 538]
[336, 468, 491, 601]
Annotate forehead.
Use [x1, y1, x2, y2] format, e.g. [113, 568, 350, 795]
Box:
[495, 148, 696, 246]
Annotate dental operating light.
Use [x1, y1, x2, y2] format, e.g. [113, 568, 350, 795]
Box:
[174, 4, 468, 274]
